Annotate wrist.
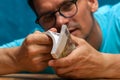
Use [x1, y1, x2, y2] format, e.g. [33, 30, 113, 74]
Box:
[0, 47, 23, 74]
[7, 47, 24, 73]
[100, 53, 120, 78]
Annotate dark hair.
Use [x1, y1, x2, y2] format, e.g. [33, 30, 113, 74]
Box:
[28, 0, 38, 16]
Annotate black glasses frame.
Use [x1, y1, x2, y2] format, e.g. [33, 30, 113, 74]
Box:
[36, 0, 78, 28]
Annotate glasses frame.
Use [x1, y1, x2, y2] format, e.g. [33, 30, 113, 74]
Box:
[36, 0, 78, 28]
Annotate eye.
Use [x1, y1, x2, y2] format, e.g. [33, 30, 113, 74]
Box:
[41, 13, 54, 23]
[60, 2, 74, 12]
[39, 13, 56, 30]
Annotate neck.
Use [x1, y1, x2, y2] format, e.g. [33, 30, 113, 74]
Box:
[86, 20, 102, 50]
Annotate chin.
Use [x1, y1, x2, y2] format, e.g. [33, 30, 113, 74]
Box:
[71, 33, 87, 40]
[71, 30, 81, 37]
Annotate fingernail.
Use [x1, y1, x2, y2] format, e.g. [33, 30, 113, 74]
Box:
[48, 60, 54, 66]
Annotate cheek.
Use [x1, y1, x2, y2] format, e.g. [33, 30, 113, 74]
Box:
[75, 0, 93, 29]
[76, 7, 93, 27]
[69, 1, 94, 38]
[71, 11, 94, 38]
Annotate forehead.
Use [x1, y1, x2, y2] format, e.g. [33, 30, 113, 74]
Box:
[33, 0, 70, 13]
[34, 0, 67, 6]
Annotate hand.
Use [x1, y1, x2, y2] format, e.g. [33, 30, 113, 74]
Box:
[15, 31, 53, 72]
[48, 35, 106, 79]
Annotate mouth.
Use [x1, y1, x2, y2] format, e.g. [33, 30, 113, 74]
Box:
[69, 28, 78, 33]
[67, 23, 80, 34]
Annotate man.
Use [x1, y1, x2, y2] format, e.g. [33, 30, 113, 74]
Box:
[29, 0, 120, 79]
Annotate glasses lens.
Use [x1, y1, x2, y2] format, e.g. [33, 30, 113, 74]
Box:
[36, 0, 78, 29]
[37, 14, 56, 30]
[60, 1, 77, 18]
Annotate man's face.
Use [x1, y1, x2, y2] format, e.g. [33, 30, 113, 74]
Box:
[33, 0, 98, 39]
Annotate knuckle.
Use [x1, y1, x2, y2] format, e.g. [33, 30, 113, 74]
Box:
[24, 34, 33, 45]
[78, 38, 87, 46]
[28, 47, 38, 56]
[79, 38, 86, 43]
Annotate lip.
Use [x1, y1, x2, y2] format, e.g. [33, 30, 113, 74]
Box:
[69, 28, 78, 33]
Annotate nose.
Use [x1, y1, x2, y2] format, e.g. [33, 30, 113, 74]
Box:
[55, 12, 70, 28]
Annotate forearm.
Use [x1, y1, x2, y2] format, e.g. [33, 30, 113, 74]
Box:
[0, 47, 21, 75]
[100, 53, 120, 78]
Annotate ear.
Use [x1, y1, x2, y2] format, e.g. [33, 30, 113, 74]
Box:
[88, 0, 98, 12]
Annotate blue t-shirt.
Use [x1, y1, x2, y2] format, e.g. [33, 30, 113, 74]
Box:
[94, 2, 120, 53]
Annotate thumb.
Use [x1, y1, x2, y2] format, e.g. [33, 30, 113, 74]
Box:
[71, 35, 85, 46]
[49, 28, 57, 32]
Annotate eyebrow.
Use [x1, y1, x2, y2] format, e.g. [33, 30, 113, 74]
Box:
[38, 11, 53, 18]
[39, 0, 73, 17]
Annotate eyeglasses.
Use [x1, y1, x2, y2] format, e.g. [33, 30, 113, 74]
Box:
[36, 0, 78, 30]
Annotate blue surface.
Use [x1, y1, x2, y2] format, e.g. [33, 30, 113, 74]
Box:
[0, 0, 44, 45]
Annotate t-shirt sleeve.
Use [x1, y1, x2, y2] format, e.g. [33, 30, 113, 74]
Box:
[0, 38, 25, 48]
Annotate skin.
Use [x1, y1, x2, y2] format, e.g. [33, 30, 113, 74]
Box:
[32, 0, 120, 79]
[0, 31, 53, 74]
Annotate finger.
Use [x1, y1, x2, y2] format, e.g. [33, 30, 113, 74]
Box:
[57, 71, 73, 79]
[48, 48, 83, 68]
[32, 53, 52, 64]
[28, 45, 52, 57]
[53, 65, 73, 76]
[49, 28, 57, 32]
[25, 32, 52, 45]
[34, 31, 42, 34]
[34, 61, 48, 71]
[48, 36, 85, 68]
[71, 35, 86, 46]
[48, 57, 75, 68]
[58, 69, 87, 79]
[57, 71, 76, 79]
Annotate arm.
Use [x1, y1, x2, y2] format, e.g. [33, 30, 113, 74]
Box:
[0, 31, 52, 75]
[0, 47, 21, 75]
[101, 53, 120, 78]
[48, 35, 120, 79]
